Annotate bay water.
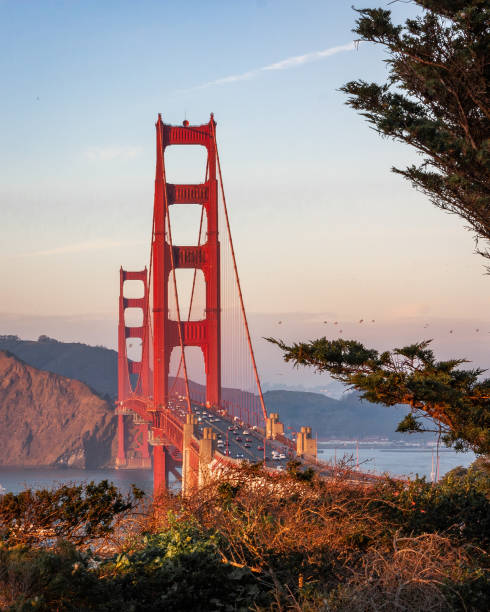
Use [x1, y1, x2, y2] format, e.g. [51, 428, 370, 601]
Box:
[318, 444, 476, 480]
[0, 446, 477, 495]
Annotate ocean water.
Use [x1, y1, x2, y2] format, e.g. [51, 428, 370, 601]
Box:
[0, 447, 477, 495]
[0, 467, 155, 496]
[318, 445, 476, 480]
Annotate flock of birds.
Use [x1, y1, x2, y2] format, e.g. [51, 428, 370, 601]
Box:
[275, 319, 486, 335]
[128, 320, 486, 351]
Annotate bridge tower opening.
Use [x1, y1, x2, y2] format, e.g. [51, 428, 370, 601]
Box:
[151, 115, 221, 491]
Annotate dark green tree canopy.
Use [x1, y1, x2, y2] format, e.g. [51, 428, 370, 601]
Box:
[341, 1, 489, 264]
[267, 337, 490, 455]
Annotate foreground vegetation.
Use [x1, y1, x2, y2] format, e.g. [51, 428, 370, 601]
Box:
[0, 461, 488, 611]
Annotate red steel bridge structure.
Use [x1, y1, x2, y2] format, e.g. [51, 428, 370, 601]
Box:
[114, 115, 399, 493]
[115, 114, 292, 494]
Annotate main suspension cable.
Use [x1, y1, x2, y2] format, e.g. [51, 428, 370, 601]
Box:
[210, 121, 268, 424]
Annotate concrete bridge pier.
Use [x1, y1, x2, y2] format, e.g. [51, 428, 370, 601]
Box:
[296, 426, 317, 460]
[198, 427, 217, 488]
[266, 413, 284, 439]
[182, 413, 198, 496]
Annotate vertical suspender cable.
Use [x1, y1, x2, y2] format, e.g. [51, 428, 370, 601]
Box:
[169, 158, 208, 401]
[147, 185, 157, 404]
[210, 123, 268, 424]
[169, 201, 205, 397]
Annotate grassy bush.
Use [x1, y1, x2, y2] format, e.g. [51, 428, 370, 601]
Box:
[148, 463, 489, 610]
[0, 521, 266, 611]
[0, 466, 488, 610]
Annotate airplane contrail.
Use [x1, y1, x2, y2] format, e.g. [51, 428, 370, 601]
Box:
[175, 42, 356, 93]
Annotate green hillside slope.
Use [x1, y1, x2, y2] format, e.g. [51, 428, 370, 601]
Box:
[1, 335, 418, 440]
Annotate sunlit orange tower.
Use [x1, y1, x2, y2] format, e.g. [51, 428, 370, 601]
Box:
[116, 267, 151, 468]
[151, 114, 221, 487]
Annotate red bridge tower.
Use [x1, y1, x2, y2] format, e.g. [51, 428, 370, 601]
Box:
[152, 115, 221, 409]
[116, 267, 151, 469]
[116, 114, 271, 493]
[151, 114, 221, 488]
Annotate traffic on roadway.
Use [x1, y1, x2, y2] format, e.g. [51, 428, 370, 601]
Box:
[166, 396, 381, 484]
[167, 397, 295, 471]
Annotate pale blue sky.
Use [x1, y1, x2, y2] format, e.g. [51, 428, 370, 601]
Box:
[1, 0, 488, 384]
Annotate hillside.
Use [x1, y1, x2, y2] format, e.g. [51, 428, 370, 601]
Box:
[0, 335, 117, 398]
[0, 351, 116, 468]
[263, 390, 411, 440]
[0, 335, 417, 441]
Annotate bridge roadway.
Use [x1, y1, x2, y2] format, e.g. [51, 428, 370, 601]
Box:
[163, 398, 381, 484]
[167, 398, 295, 471]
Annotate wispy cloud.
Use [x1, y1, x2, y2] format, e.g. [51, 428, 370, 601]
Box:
[84, 146, 143, 161]
[19, 240, 145, 257]
[176, 42, 355, 93]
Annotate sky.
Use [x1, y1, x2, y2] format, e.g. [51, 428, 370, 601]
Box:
[0, 0, 488, 389]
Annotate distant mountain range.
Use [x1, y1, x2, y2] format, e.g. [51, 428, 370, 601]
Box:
[264, 390, 411, 440]
[0, 335, 420, 441]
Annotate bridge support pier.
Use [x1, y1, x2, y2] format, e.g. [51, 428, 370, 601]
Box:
[296, 427, 317, 460]
[266, 413, 284, 439]
[199, 427, 217, 488]
[153, 445, 167, 495]
[182, 414, 198, 496]
[116, 414, 126, 467]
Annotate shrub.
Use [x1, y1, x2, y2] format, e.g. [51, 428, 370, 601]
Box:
[371, 471, 490, 547]
[1, 468, 488, 610]
[327, 534, 488, 612]
[100, 518, 266, 611]
[148, 464, 489, 609]
[0, 480, 144, 548]
[0, 541, 104, 610]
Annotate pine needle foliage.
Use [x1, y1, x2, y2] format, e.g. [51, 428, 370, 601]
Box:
[341, 1, 490, 265]
[267, 337, 490, 455]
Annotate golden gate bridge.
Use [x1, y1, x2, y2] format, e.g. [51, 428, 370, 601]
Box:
[115, 114, 317, 494]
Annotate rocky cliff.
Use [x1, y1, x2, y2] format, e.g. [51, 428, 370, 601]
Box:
[0, 335, 117, 398]
[0, 351, 116, 468]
